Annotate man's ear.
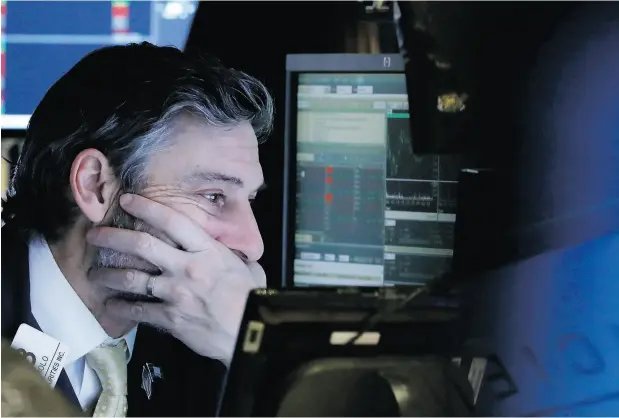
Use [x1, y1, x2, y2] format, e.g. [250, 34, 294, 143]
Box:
[69, 148, 119, 223]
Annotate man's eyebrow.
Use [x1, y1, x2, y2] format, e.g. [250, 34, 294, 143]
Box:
[182, 171, 243, 186]
[181, 171, 267, 193]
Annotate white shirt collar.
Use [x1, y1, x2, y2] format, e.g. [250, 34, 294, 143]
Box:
[29, 238, 137, 365]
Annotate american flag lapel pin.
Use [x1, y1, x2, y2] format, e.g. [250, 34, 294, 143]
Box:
[141, 363, 163, 400]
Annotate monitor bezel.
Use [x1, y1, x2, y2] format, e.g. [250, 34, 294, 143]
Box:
[281, 53, 406, 288]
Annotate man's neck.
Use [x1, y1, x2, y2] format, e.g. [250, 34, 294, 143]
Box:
[48, 222, 134, 338]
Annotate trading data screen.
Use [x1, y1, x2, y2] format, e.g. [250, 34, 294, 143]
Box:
[0, 0, 197, 129]
[293, 73, 460, 287]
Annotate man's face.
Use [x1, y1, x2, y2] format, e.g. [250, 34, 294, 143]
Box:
[93, 120, 265, 299]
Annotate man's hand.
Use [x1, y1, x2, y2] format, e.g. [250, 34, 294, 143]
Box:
[86, 194, 266, 366]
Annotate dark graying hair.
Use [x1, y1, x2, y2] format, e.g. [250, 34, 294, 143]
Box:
[2, 42, 274, 242]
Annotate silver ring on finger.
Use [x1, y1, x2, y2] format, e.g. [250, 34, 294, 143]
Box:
[146, 276, 157, 298]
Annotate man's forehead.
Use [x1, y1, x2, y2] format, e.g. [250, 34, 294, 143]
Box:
[181, 170, 266, 193]
[180, 121, 259, 157]
[181, 120, 257, 143]
[147, 120, 263, 189]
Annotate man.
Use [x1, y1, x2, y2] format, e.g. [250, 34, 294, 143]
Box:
[1, 42, 274, 416]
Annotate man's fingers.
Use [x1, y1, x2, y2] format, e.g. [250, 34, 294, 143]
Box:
[105, 299, 175, 330]
[89, 268, 175, 300]
[87, 227, 180, 272]
[119, 194, 215, 252]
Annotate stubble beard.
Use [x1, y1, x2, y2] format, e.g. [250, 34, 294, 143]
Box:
[91, 202, 171, 334]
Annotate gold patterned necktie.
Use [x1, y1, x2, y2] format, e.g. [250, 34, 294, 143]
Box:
[86, 340, 128, 417]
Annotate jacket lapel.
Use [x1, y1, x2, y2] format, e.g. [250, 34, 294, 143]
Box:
[1, 225, 81, 409]
[1, 225, 32, 340]
[126, 324, 228, 417]
[127, 325, 176, 416]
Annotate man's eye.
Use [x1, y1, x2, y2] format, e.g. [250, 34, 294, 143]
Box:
[204, 193, 226, 207]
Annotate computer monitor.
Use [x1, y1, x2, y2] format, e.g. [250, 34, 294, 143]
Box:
[283, 54, 461, 288]
[217, 288, 469, 417]
[0, 0, 198, 130]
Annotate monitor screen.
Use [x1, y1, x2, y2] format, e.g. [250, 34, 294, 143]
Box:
[285, 55, 460, 287]
[1, 0, 198, 130]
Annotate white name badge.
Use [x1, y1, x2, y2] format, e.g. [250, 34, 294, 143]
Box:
[11, 324, 70, 388]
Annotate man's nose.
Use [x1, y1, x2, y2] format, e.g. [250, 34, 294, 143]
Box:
[222, 207, 264, 262]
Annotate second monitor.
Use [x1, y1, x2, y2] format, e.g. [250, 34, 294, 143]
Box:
[283, 54, 460, 288]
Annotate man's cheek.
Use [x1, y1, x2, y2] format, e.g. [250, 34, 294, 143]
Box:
[160, 200, 223, 240]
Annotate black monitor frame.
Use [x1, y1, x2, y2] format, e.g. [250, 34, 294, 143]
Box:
[281, 54, 406, 288]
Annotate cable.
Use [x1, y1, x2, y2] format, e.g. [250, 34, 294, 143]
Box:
[344, 272, 450, 346]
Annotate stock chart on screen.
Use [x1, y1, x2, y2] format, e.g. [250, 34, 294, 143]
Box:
[293, 73, 460, 287]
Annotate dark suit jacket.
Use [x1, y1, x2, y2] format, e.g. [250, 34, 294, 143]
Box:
[1, 224, 227, 416]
